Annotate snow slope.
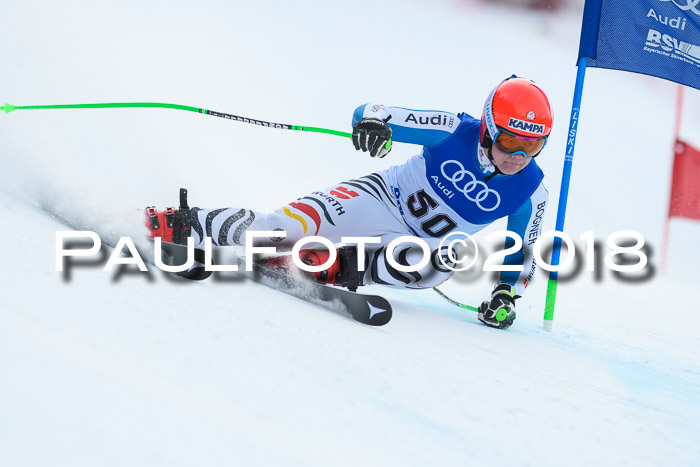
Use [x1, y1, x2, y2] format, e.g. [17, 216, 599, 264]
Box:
[1, 0, 700, 465]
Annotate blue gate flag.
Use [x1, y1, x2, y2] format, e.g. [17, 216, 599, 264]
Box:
[579, 0, 700, 91]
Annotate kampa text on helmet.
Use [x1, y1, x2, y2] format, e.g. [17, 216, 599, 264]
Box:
[507, 117, 545, 135]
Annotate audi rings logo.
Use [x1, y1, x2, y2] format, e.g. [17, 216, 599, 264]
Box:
[659, 0, 700, 17]
[440, 160, 501, 211]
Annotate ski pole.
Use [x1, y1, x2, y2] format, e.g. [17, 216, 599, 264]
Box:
[433, 287, 478, 313]
[2, 101, 392, 150]
[433, 287, 512, 323]
[2, 101, 354, 138]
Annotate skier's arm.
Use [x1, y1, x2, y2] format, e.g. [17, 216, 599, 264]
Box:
[477, 183, 548, 330]
[352, 103, 458, 148]
[497, 182, 549, 297]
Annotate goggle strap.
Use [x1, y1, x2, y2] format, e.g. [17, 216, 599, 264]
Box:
[483, 86, 500, 141]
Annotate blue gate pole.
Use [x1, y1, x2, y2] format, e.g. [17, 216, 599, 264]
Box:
[543, 57, 588, 332]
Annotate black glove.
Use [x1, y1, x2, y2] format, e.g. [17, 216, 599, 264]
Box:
[352, 117, 392, 158]
[478, 283, 518, 330]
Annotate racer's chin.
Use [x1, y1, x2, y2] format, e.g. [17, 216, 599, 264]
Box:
[496, 161, 525, 175]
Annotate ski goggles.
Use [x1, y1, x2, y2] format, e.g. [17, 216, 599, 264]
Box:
[494, 127, 547, 158]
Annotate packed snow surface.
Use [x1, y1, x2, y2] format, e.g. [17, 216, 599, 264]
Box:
[1, 1, 699, 465]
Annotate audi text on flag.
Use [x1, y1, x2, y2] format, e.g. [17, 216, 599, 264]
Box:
[579, 0, 700, 91]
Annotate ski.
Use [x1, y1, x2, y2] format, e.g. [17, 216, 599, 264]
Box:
[156, 240, 392, 326]
[249, 259, 392, 326]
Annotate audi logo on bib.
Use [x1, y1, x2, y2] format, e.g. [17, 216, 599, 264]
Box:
[440, 160, 501, 212]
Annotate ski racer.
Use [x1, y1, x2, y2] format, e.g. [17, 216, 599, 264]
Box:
[146, 76, 552, 329]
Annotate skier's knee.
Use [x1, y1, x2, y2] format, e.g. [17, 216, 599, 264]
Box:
[406, 246, 455, 287]
[363, 243, 456, 289]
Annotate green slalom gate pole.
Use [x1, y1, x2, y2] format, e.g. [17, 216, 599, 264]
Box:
[543, 58, 588, 332]
[2, 101, 360, 140]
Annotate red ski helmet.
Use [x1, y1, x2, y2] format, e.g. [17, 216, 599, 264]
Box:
[480, 76, 553, 157]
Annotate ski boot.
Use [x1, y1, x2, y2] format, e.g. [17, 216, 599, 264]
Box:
[263, 246, 361, 292]
[145, 188, 193, 244]
[145, 188, 211, 281]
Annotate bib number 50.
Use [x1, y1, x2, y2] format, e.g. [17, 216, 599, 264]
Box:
[406, 189, 457, 238]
